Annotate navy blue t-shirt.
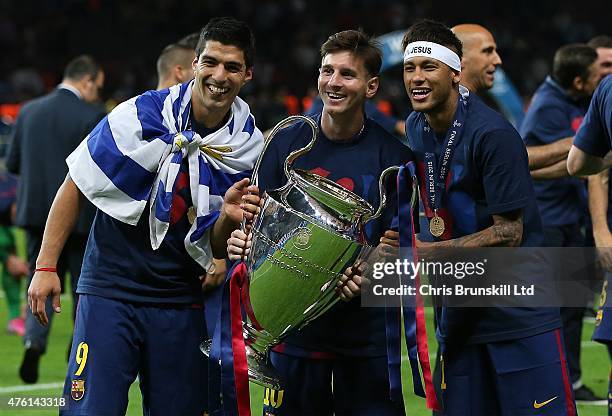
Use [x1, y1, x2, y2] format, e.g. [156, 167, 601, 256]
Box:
[406, 91, 561, 344]
[574, 75, 612, 228]
[520, 77, 588, 227]
[77, 122, 228, 304]
[257, 114, 412, 356]
[574, 75, 612, 343]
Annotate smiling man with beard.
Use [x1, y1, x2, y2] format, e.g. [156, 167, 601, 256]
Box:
[26, 17, 263, 416]
[228, 30, 412, 416]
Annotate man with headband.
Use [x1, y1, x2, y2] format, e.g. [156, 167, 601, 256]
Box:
[401, 20, 575, 415]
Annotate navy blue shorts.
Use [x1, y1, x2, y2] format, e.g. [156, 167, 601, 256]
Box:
[60, 294, 208, 416]
[440, 329, 576, 416]
[261, 351, 404, 416]
[594, 273, 611, 343]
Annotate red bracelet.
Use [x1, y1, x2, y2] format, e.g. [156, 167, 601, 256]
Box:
[35, 267, 57, 273]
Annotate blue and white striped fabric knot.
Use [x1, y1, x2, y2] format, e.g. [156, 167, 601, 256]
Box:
[66, 80, 264, 269]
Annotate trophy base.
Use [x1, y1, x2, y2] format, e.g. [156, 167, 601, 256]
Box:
[200, 340, 283, 391]
[246, 345, 283, 391]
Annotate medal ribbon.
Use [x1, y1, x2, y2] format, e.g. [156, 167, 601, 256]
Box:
[422, 95, 467, 218]
[210, 261, 251, 416]
[229, 262, 251, 416]
[385, 162, 440, 410]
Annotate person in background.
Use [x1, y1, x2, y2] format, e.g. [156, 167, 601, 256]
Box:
[156, 43, 197, 90]
[588, 36, 612, 79]
[0, 170, 29, 336]
[567, 73, 612, 414]
[521, 44, 602, 179]
[520, 43, 607, 404]
[6, 55, 105, 384]
[451, 24, 502, 93]
[520, 37, 611, 176]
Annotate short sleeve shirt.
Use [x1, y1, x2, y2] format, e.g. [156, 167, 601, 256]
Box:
[406, 92, 561, 344]
[574, 75, 612, 228]
[520, 77, 588, 227]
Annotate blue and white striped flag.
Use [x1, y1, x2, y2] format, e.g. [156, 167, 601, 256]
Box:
[67, 80, 264, 269]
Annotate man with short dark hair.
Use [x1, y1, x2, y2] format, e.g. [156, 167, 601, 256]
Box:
[401, 19, 575, 415]
[61, 56, 105, 103]
[26, 17, 263, 415]
[7, 54, 105, 384]
[178, 32, 200, 49]
[156, 43, 196, 90]
[520, 44, 607, 403]
[228, 29, 411, 415]
[522, 44, 602, 177]
[523, 39, 611, 180]
[589, 35, 612, 78]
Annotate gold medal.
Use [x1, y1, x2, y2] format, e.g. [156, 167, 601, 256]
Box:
[429, 213, 445, 237]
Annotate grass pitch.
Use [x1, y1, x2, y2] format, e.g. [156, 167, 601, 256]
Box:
[0, 289, 608, 415]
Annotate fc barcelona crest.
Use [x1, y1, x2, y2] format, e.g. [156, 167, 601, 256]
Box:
[71, 379, 85, 401]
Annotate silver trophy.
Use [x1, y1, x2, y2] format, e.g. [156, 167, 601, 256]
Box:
[205, 116, 399, 390]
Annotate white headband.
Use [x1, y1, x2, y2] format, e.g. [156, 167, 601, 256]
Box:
[403, 41, 461, 72]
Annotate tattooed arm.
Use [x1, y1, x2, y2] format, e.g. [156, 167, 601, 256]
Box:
[417, 209, 523, 254]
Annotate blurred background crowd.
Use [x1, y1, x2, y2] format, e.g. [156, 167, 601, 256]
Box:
[0, 0, 610, 131]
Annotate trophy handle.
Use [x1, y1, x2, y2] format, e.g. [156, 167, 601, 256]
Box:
[250, 115, 318, 188]
[281, 116, 318, 182]
[363, 165, 401, 223]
